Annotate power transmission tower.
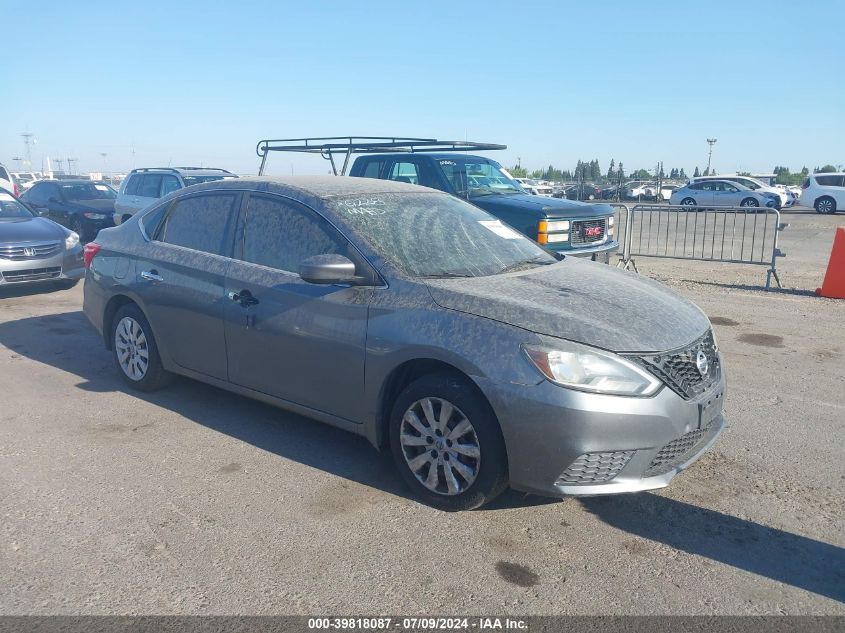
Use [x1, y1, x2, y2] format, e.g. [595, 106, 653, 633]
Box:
[20, 133, 35, 170]
[67, 157, 79, 175]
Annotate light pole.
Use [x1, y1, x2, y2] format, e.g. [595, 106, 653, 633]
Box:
[706, 138, 717, 175]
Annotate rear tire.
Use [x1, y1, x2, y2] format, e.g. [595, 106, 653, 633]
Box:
[389, 372, 508, 511]
[111, 304, 173, 392]
[815, 196, 836, 214]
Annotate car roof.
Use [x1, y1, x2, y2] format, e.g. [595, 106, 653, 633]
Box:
[813, 172, 845, 177]
[41, 179, 109, 185]
[182, 175, 440, 199]
[129, 167, 234, 177]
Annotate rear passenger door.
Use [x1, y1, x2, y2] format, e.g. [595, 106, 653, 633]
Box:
[223, 193, 371, 423]
[135, 192, 239, 380]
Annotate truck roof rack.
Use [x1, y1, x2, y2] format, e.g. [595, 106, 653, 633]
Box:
[255, 136, 507, 176]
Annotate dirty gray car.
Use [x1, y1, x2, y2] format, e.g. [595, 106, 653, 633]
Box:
[82, 177, 726, 510]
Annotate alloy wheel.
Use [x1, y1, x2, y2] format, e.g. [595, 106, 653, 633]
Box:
[817, 198, 834, 214]
[399, 397, 481, 495]
[114, 316, 149, 381]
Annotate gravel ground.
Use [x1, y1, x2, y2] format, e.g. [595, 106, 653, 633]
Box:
[0, 207, 843, 615]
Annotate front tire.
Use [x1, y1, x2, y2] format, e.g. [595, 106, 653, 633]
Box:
[815, 196, 836, 214]
[111, 304, 172, 391]
[389, 372, 508, 511]
[740, 197, 759, 208]
[680, 197, 697, 206]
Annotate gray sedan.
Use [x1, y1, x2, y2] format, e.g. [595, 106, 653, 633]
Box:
[0, 190, 85, 288]
[82, 177, 726, 510]
[670, 179, 778, 208]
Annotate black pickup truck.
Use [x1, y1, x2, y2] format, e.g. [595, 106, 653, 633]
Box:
[349, 153, 617, 262]
[255, 137, 618, 261]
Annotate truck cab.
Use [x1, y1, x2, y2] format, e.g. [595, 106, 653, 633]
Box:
[350, 153, 618, 261]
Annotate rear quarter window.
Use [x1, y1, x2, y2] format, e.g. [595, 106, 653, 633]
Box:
[124, 175, 141, 195]
[815, 175, 845, 187]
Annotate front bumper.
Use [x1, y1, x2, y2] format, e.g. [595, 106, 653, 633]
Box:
[550, 238, 619, 258]
[476, 366, 726, 498]
[0, 246, 85, 285]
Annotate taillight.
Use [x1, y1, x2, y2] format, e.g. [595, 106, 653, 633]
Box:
[13, 183, 21, 197]
[83, 242, 101, 268]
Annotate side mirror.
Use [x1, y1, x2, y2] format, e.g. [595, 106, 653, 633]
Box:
[299, 254, 356, 285]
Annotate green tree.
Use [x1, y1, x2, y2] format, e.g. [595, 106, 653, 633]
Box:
[631, 168, 651, 180]
[607, 159, 615, 180]
[590, 159, 602, 182]
[509, 164, 528, 178]
[817, 164, 837, 173]
[617, 161, 625, 180]
[679, 168, 686, 179]
[693, 166, 700, 178]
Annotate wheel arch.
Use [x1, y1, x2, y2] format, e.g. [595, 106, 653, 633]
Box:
[372, 358, 496, 450]
[102, 294, 141, 350]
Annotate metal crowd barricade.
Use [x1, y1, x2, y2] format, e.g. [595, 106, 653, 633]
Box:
[619, 204, 788, 290]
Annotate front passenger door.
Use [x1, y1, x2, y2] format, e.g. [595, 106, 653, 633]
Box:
[223, 194, 372, 423]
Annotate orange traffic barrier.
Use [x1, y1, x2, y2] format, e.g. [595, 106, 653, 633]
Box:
[816, 226, 845, 299]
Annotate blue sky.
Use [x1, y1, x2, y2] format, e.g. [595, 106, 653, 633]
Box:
[3, 0, 843, 177]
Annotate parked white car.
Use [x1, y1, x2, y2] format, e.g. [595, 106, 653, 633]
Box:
[799, 173, 845, 214]
[514, 178, 553, 197]
[0, 164, 20, 197]
[10, 172, 40, 190]
[691, 175, 789, 209]
[626, 181, 654, 198]
[670, 180, 779, 208]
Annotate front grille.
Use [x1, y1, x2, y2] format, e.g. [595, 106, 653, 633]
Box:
[557, 450, 635, 485]
[571, 218, 606, 245]
[1, 267, 62, 282]
[644, 423, 713, 477]
[0, 241, 62, 261]
[630, 329, 720, 400]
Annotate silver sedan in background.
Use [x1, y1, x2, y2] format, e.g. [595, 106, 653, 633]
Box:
[670, 180, 779, 208]
[0, 190, 84, 288]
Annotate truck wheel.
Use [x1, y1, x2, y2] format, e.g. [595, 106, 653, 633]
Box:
[389, 372, 508, 511]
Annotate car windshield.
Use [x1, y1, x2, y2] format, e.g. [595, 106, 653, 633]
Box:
[181, 175, 231, 186]
[61, 183, 116, 200]
[328, 192, 556, 278]
[437, 159, 522, 196]
[0, 192, 35, 220]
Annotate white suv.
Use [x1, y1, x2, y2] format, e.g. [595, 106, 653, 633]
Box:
[113, 167, 237, 225]
[800, 173, 845, 214]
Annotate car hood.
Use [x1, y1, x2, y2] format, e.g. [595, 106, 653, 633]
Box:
[66, 199, 116, 213]
[470, 192, 612, 219]
[0, 217, 67, 243]
[424, 257, 709, 353]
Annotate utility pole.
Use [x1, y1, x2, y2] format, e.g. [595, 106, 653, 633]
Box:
[706, 138, 717, 175]
[66, 157, 79, 175]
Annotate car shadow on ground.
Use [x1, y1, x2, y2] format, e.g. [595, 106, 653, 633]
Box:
[2, 309, 844, 603]
[0, 308, 550, 511]
[678, 279, 817, 297]
[581, 494, 845, 603]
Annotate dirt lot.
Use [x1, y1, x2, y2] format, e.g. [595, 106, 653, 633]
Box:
[1, 207, 843, 615]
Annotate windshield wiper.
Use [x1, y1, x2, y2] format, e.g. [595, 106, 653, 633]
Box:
[494, 257, 554, 275]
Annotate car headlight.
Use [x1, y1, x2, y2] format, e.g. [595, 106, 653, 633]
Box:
[65, 232, 80, 249]
[523, 340, 662, 396]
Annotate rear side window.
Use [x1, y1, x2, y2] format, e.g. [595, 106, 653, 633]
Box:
[138, 174, 163, 198]
[360, 160, 385, 178]
[815, 175, 845, 187]
[124, 174, 141, 195]
[140, 203, 169, 237]
[388, 162, 420, 185]
[241, 195, 348, 274]
[156, 194, 236, 255]
[160, 175, 181, 196]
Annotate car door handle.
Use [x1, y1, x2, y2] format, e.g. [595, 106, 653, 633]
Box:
[228, 290, 259, 307]
[140, 270, 164, 282]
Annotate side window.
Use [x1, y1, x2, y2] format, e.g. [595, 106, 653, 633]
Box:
[27, 184, 45, 205]
[44, 183, 61, 201]
[816, 175, 845, 187]
[138, 174, 163, 198]
[140, 202, 170, 237]
[160, 175, 181, 197]
[241, 196, 349, 274]
[361, 160, 385, 179]
[688, 183, 702, 191]
[124, 174, 141, 196]
[724, 183, 738, 192]
[387, 162, 420, 185]
[156, 194, 236, 255]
